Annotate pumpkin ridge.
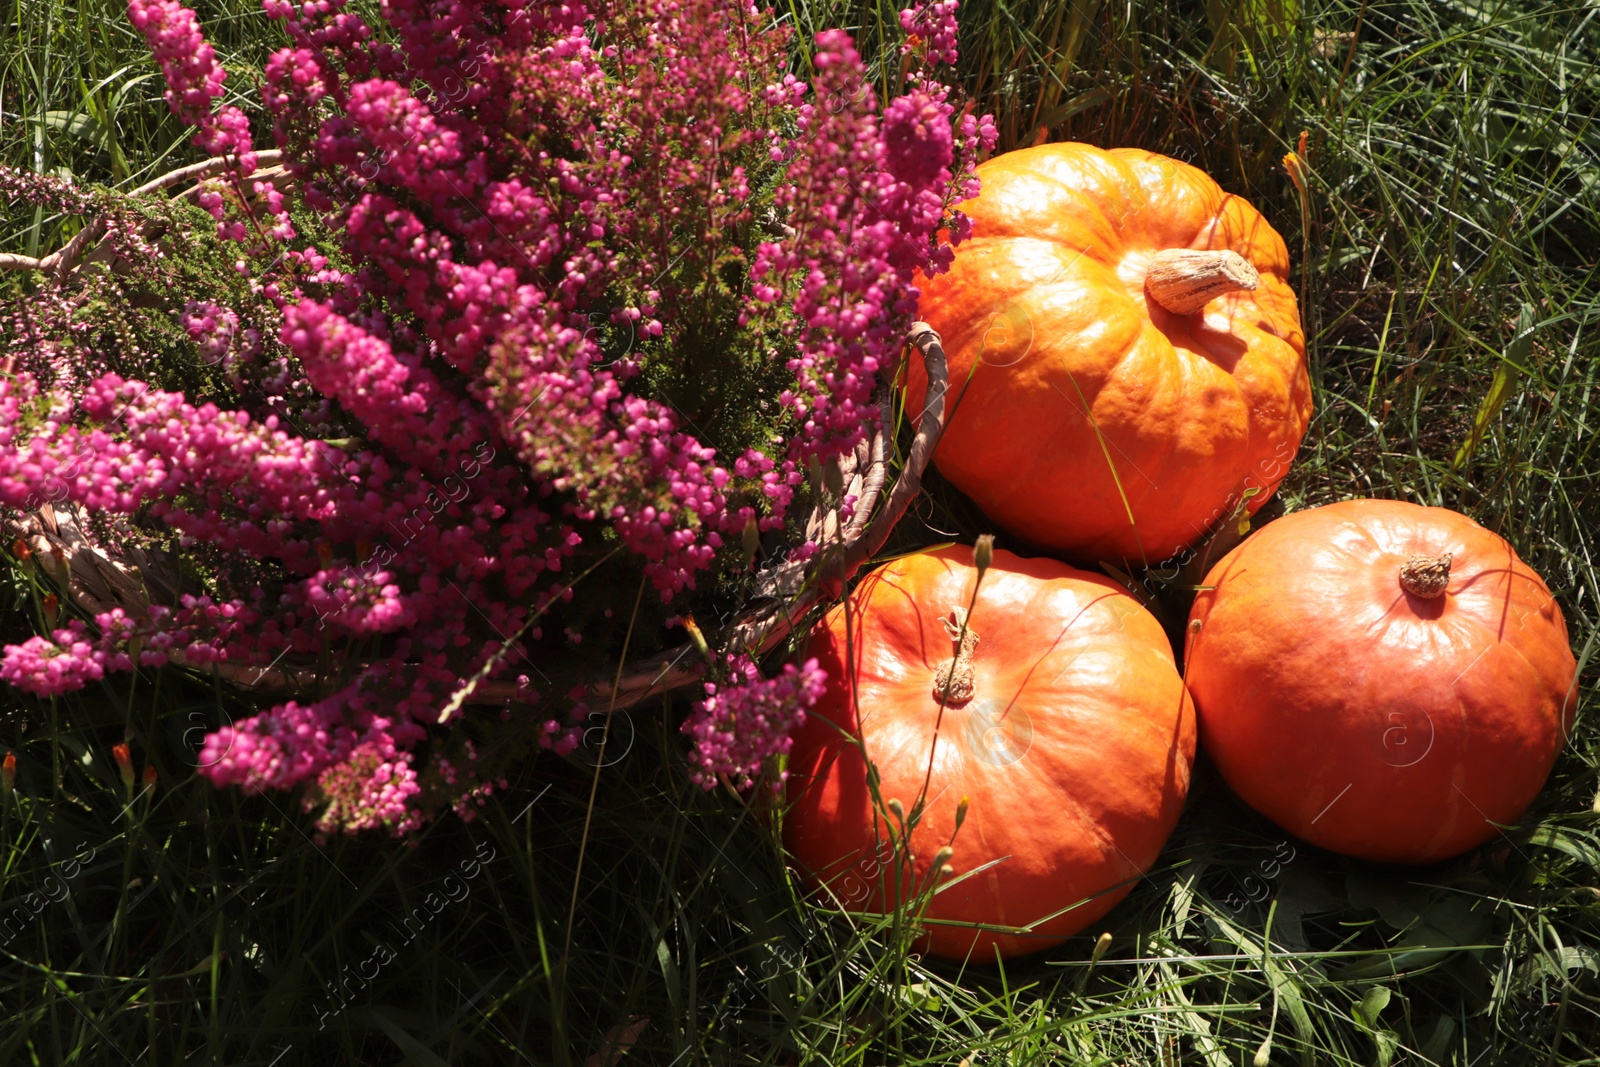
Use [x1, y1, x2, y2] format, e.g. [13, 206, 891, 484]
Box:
[1023, 362, 1159, 553]
[1477, 623, 1543, 691]
[1044, 353, 1161, 493]
[1008, 143, 1147, 247]
[1026, 176, 1129, 269]
[1454, 572, 1561, 640]
[1010, 645, 1189, 833]
[1026, 755, 1134, 883]
[967, 172, 1125, 264]
[1083, 323, 1261, 528]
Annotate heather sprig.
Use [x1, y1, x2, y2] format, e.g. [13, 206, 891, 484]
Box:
[682, 652, 827, 792]
[0, 0, 989, 833]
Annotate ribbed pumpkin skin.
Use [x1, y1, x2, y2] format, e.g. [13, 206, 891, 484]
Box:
[906, 142, 1311, 565]
[1186, 500, 1577, 863]
[784, 545, 1196, 960]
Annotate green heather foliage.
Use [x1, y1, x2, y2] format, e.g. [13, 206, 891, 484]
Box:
[2, 0, 1598, 1064]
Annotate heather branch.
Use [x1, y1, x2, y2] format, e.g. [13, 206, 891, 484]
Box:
[24, 324, 951, 712]
[0, 150, 285, 278]
[1, 0, 992, 826]
[462, 331, 951, 718]
[527, 322, 949, 711]
[3, 192, 947, 715]
[130, 150, 283, 197]
[397, 324, 948, 707]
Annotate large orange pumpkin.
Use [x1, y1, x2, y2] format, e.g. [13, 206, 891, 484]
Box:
[906, 142, 1311, 566]
[1185, 499, 1578, 863]
[784, 544, 1196, 959]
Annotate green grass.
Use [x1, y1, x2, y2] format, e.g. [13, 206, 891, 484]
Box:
[3, 0, 1599, 1062]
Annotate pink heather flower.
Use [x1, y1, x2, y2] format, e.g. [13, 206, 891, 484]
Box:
[127, 0, 256, 173]
[682, 655, 827, 792]
[0, 0, 993, 834]
[200, 695, 360, 793]
[0, 625, 113, 696]
[127, 0, 226, 124]
[180, 300, 239, 364]
[883, 89, 956, 189]
[306, 741, 423, 836]
[448, 774, 507, 823]
[303, 568, 415, 634]
[537, 698, 587, 757]
[900, 0, 961, 65]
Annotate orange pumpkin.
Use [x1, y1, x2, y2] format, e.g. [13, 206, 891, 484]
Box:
[906, 142, 1311, 566]
[784, 544, 1196, 959]
[1185, 499, 1578, 863]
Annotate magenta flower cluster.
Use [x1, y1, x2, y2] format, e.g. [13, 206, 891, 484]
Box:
[1, 0, 989, 832]
[125, 0, 235, 146]
[683, 654, 827, 792]
[1, 621, 127, 697]
[0, 597, 244, 696]
[305, 740, 423, 838]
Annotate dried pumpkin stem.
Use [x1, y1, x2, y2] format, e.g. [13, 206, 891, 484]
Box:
[1144, 249, 1260, 315]
[931, 607, 979, 705]
[1399, 552, 1453, 598]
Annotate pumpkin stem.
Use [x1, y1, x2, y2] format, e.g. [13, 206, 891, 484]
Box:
[931, 607, 978, 706]
[1144, 249, 1260, 315]
[1399, 552, 1453, 598]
